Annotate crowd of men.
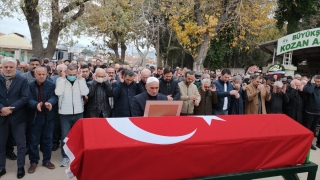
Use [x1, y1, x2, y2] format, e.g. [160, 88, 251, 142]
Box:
[0, 56, 319, 179]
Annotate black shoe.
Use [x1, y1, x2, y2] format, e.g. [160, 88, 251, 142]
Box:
[6, 151, 17, 160]
[316, 144, 320, 149]
[311, 145, 317, 150]
[0, 169, 6, 177]
[52, 144, 59, 151]
[17, 167, 25, 179]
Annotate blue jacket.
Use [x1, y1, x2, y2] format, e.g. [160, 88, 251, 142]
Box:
[112, 80, 142, 117]
[212, 78, 234, 111]
[0, 74, 29, 125]
[229, 87, 248, 114]
[132, 92, 168, 117]
[28, 79, 58, 124]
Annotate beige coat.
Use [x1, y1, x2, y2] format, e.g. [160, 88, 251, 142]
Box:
[178, 82, 201, 114]
[245, 83, 271, 114]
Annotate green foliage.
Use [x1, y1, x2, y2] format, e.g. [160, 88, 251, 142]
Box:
[204, 27, 235, 70]
[275, 0, 319, 34]
[81, 48, 94, 56]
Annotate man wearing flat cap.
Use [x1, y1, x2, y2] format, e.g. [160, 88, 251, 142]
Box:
[132, 77, 168, 116]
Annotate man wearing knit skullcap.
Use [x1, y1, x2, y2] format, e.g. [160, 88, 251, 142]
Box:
[132, 77, 168, 116]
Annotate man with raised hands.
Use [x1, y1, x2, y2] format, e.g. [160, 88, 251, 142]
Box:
[55, 64, 89, 167]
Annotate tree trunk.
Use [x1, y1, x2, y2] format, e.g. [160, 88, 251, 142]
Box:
[136, 49, 147, 67]
[110, 43, 120, 61]
[287, 14, 302, 35]
[232, 49, 237, 68]
[22, 0, 86, 60]
[156, 25, 161, 67]
[194, 34, 210, 71]
[120, 41, 126, 64]
[180, 51, 185, 68]
[166, 28, 173, 68]
[44, 22, 61, 59]
[224, 54, 229, 68]
[22, 0, 44, 58]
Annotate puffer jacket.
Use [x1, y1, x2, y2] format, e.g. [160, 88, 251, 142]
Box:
[55, 77, 89, 115]
[178, 81, 201, 114]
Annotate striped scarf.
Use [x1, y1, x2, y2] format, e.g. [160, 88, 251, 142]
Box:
[2, 74, 16, 90]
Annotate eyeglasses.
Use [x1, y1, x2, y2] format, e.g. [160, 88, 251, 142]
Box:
[204, 86, 210, 88]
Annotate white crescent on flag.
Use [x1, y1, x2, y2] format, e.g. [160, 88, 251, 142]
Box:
[106, 116, 225, 145]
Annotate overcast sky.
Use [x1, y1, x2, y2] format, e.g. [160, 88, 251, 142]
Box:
[0, 16, 155, 57]
[0, 17, 93, 46]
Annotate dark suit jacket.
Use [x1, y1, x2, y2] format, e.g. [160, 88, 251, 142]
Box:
[0, 74, 29, 125]
[28, 79, 58, 124]
[159, 78, 180, 100]
[132, 92, 168, 117]
[112, 80, 142, 117]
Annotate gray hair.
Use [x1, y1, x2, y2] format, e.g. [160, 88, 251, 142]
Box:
[202, 73, 210, 79]
[294, 74, 301, 79]
[141, 68, 151, 76]
[67, 64, 77, 70]
[56, 64, 67, 71]
[34, 66, 47, 73]
[314, 75, 320, 79]
[1, 57, 17, 66]
[232, 76, 242, 83]
[201, 79, 211, 85]
[95, 68, 106, 74]
[274, 81, 283, 88]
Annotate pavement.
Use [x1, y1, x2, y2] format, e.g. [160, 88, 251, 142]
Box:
[1, 138, 320, 180]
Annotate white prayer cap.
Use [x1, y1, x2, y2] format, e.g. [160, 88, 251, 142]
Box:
[146, 77, 159, 84]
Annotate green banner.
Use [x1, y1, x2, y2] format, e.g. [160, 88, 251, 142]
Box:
[277, 28, 320, 55]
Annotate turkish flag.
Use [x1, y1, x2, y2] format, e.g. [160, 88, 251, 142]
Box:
[64, 114, 313, 180]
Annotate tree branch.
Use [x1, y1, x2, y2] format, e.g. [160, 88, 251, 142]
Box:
[60, 0, 89, 15]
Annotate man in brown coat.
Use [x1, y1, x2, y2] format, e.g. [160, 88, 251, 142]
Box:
[245, 75, 271, 114]
[194, 79, 218, 115]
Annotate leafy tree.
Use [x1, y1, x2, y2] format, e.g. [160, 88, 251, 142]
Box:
[83, 0, 140, 64]
[163, 0, 276, 70]
[81, 48, 94, 56]
[0, 0, 90, 59]
[275, 0, 318, 34]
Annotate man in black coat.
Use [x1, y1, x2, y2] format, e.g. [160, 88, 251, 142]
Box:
[229, 76, 248, 114]
[137, 68, 151, 92]
[284, 79, 304, 124]
[27, 67, 58, 173]
[266, 81, 289, 114]
[0, 57, 30, 179]
[112, 70, 143, 117]
[159, 68, 180, 101]
[303, 75, 320, 150]
[132, 77, 168, 116]
[86, 68, 113, 118]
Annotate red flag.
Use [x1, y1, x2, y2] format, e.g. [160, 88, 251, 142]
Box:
[65, 114, 313, 180]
